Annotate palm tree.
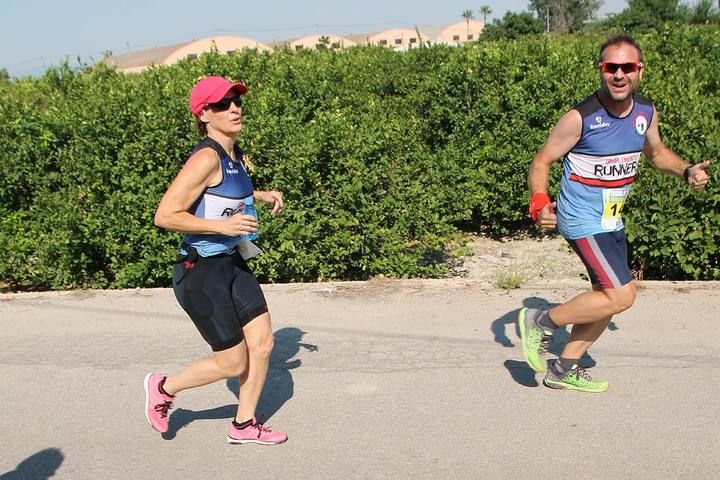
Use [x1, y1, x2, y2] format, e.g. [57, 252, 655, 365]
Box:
[479, 5, 492, 25]
[316, 35, 330, 50]
[462, 9, 475, 38]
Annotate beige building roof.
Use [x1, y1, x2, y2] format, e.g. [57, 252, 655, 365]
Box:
[106, 22, 484, 73]
[106, 43, 187, 73]
[436, 20, 485, 44]
[106, 36, 270, 73]
[164, 36, 270, 64]
[415, 25, 444, 43]
[367, 28, 425, 50]
[284, 34, 356, 51]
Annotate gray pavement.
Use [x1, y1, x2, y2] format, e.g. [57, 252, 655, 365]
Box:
[1, 279, 719, 480]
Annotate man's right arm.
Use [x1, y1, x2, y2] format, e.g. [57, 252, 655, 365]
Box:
[528, 109, 583, 230]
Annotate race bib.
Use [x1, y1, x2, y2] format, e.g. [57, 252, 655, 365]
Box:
[601, 188, 629, 230]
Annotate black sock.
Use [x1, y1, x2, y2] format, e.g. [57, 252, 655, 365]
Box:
[233, 418, 253, 429]
[557, 357, 578, 372]
[158, 377, 174, 397]
[537, 311, 558, 330]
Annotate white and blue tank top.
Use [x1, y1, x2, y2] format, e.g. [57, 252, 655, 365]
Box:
[182, 137, 254, 257]
[557, 92, 654, 239]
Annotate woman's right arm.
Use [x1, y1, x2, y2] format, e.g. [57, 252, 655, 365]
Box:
[154, 149, 258, 236]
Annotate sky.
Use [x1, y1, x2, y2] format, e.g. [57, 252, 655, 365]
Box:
[1, 0, 628, 78]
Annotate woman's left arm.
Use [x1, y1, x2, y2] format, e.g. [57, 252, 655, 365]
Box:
[254, 190, 284, 215]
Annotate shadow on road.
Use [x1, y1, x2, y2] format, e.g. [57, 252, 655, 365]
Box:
[491, 297, 557, 348]
[0, 448, 63, 480]
[162, 405, 236, 440]
[231, 327, 318, 423]
[495, 296, 607, 386]
[163, 326, 317, 438]
[504, 360, 539, 388]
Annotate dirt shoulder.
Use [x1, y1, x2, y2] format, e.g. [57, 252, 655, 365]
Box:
[449, 233, 587, 288]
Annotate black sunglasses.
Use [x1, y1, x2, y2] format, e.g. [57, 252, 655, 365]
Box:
[205, 94, 243, 112]
[599, 62, 643, 74]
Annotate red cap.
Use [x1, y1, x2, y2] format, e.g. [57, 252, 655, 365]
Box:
[189, 76, 248, 116]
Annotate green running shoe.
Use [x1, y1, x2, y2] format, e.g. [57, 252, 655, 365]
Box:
[516, 307, 553, 373]
[543, 361, 609, 393]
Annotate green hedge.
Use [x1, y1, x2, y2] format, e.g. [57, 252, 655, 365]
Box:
[0, 26, 717, 290]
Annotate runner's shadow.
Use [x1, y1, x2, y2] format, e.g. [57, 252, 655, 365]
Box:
[504, 359, 539, 388]
[491, 297, 556, 348]
[227, 327, 317, 424]
[495, 297, 598, 386]
[549, 327, 597, 368]
[163, 405, 236, 440]
[164, 327, 317, 438]
[0, 448, 63, 480]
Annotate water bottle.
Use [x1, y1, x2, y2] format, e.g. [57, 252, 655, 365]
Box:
[242, 196, 258, 241]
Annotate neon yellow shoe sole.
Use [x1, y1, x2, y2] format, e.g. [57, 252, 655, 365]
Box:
[543, 366, 609, 393]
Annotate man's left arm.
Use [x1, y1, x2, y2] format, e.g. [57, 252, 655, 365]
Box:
[643, 106, 710, 191]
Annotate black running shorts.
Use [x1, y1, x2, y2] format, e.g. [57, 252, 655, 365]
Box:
[172, 249, 268, 352]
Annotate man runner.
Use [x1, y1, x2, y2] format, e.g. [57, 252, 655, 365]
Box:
[519, 35, 711, 392]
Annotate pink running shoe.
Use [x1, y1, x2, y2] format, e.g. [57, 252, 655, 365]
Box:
[227, 417, 288, 445]
[144, 373, 174, 433]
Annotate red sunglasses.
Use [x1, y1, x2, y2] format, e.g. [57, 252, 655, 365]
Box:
[599, 62, 643, 74]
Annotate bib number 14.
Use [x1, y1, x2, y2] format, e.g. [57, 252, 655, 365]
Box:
[602, 188, 628, 230]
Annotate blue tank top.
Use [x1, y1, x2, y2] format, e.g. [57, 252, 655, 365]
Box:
[182, 137, 254, 257]
[557, 92, 654, 239]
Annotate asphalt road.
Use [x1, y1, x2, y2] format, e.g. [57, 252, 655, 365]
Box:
[1, 279, 719, 480]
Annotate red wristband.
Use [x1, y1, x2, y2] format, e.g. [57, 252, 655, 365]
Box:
[529, 192, 551, 222]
